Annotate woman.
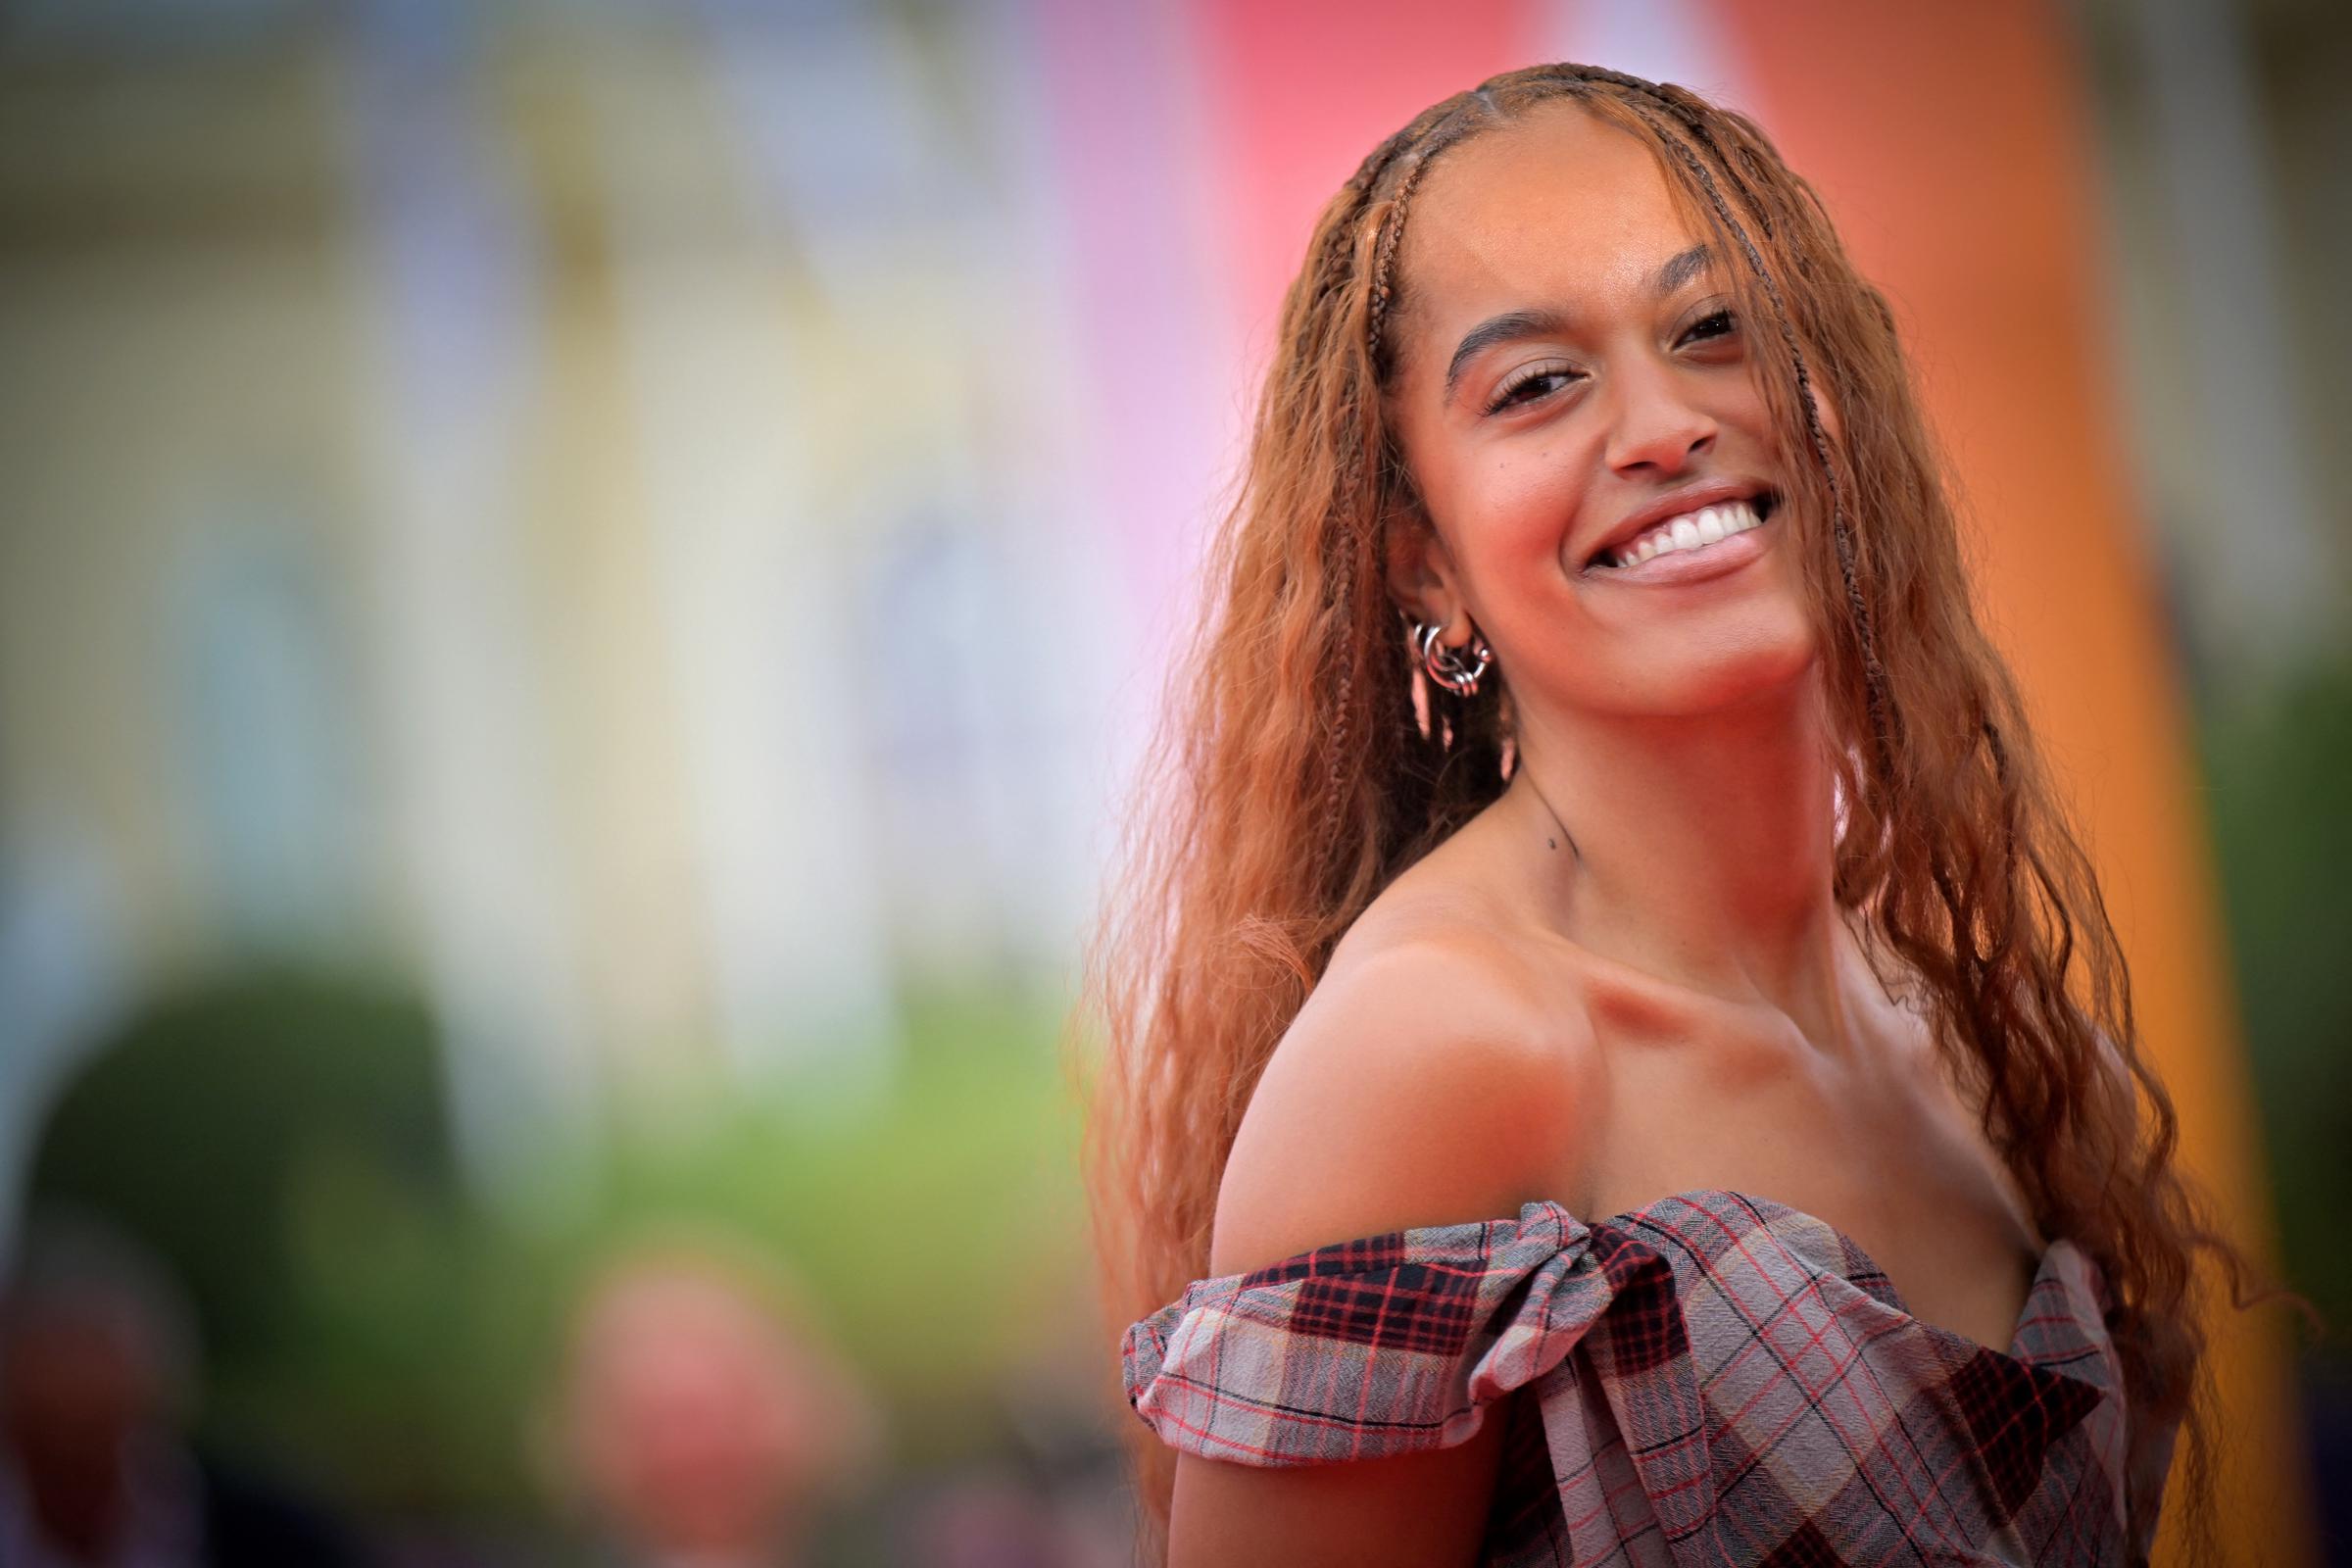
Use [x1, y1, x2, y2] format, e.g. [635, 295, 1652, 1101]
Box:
[1082, 63, 2271, 1566]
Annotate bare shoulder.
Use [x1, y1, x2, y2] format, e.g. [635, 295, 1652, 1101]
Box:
[1207, 887, 1598, 1278]
[1171, 885, 1595, 1566]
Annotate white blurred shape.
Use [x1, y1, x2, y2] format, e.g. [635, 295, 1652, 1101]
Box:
[347, 0, 601, 1205]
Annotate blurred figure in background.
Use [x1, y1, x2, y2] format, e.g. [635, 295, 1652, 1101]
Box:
[0, 1206, 361, 1568]
[540, 1236, 881, 1568]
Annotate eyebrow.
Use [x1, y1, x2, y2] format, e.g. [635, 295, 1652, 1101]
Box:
[1443, 308, 1571, 399]
[1441, 243, 1721, 400]
[1651, 241, 1718, 298]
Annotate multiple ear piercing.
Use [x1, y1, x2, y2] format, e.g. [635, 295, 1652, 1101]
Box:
[1411, 618, 1492, 697]
[1403, 615, 1512, 779]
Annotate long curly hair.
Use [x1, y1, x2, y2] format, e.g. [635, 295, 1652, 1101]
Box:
[1077, 61, 2285, 1561]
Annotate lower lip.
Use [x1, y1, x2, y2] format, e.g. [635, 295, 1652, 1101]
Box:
[1584, 513, 1776, 587]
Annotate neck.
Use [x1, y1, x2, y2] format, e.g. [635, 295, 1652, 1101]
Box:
[1499, 664, 1863, 1054]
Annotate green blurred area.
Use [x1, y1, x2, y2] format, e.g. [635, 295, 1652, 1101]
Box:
[25, 978, 1092, 1520]
[2194, 651, 2352, 1348]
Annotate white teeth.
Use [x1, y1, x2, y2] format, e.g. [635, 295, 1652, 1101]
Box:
[1607, 498, 1766, 569]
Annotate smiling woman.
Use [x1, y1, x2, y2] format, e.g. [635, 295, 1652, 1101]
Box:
[1080, 62, 2270, 1568]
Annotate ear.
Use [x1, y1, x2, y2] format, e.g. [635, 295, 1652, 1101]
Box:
[1382, 507, 1471, 640]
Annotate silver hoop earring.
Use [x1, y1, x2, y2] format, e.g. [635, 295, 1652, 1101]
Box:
[1415, 619, 1493, 698]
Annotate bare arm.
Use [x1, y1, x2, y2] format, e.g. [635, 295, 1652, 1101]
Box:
[1164, 937, 1590, 1568]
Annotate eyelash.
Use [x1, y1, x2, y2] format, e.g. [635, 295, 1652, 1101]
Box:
[1482, 309, 1740, 416]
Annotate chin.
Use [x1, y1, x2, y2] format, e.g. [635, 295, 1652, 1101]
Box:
[1626, 620, 1819, 718]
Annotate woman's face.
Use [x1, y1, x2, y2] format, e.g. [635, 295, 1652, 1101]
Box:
[1384, 102, 1820, 724]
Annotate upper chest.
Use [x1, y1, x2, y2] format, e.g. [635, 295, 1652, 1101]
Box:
[1548, 956, 2046, 1354]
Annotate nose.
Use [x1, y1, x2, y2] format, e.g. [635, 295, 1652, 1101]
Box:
[1602, 356, 1717, 477]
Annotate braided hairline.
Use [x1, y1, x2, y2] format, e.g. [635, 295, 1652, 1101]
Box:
[1367, 77, 1606, 368]
[1364, 67, 1632, 367]
[1364, 148, 1439, 366]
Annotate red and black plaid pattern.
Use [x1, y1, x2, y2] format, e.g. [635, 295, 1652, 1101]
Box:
[1123, 1188, 2167, 1566]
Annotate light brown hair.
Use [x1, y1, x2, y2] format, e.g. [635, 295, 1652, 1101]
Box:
[1078, 61, 2293, 1562]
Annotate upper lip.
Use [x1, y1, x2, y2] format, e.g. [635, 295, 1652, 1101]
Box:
[1582, 478, 1778, 569]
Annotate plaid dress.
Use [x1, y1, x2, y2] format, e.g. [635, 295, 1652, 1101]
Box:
[1123, 1188, 2174, 1566]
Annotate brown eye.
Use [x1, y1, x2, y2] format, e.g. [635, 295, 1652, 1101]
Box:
[1681, 309, 1738, 345]
[1484, 364, 1581, 416]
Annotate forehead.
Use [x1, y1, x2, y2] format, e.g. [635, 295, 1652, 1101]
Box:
[1393, 103, 1700, 355]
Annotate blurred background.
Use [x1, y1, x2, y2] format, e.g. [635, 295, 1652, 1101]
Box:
[0, 0, 2341, 1564]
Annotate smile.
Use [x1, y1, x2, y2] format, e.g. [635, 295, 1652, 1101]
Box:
[1586, 494, 1778, 585]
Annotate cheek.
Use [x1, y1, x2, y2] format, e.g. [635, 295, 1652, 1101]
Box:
[1457, 440, 1594, 586]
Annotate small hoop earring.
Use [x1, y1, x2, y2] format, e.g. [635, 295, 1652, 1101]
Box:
[1415, 619, 1493, 698]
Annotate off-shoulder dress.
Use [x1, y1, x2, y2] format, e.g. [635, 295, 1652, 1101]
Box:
[1123, 1187, 2175, 1566]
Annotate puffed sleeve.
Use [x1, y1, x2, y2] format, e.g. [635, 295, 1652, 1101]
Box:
[1121, 1200, 1646, 1466]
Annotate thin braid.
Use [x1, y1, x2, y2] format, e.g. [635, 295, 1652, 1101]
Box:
[1363, 82, 1580, 363]
[1604, 84, 1901, 779]
[1321, 425, 1362, 853]
[1365, 152, 1437, 365]
[1318, 158, 1406, 852]
[1322, 571, 1361, 866]
[1325, 107, 1494, 844]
